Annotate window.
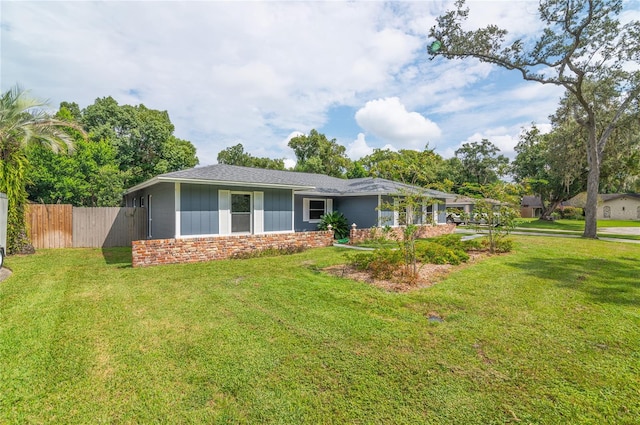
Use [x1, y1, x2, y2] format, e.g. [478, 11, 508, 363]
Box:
[231, 193, 252, 233]
[603, 205, 611, 218]
[303, 198, 331, 223]
[309, 200, 325, 220]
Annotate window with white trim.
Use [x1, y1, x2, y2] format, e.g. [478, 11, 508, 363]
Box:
[303, 198, 332, 223]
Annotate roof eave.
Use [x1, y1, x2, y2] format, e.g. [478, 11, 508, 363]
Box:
[295, 190, 453, 198]
[125, 176, 314, 194]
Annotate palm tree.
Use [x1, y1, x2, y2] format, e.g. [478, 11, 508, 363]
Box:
[0, 85, 80, 254]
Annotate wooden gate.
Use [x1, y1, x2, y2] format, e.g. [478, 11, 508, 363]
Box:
[27, 204, 73, 249]
[27, 204, 147, 249]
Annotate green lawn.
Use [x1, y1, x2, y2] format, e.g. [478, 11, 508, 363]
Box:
[1, 237, 639, 424]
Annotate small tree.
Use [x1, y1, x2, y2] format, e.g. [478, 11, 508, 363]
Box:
[466, 183, 520, 254]
[378, 190, 437, 282]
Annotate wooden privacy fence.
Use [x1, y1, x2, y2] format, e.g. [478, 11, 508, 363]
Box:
[27, 204, 147, 249]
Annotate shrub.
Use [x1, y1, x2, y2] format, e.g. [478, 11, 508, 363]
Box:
[492, 238, 513, 253]
[231, 244, 307, 259]
[317, 211, 349, 239]
[427, 234, 465, 250]
[480, 237, 513, 253]
[461, 237, 485, 251]
[422, 234, 484, 253]
[347, 248, 403, 279]
[560, 206, 584, 220]
[416, 242, 469, 265]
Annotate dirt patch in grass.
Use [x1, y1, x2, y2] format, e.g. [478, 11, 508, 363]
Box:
[324, 252, 489, 292]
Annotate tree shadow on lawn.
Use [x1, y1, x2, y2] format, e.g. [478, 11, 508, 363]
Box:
[101, 247, 133, 268]
[506, 256, 639, 306]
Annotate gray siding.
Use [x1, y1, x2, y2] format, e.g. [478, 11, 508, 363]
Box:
[147, 182, 175, 239]
[334, 196, 379, 228]
[264, 189, 293, 232]
[181, 184, 218, 236]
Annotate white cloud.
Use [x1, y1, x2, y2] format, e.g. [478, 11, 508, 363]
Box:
[346, 133, 374, 160]
[355, 97, 441, 150]
[443, 121, 553, 161]
[3, 0, 634, 170]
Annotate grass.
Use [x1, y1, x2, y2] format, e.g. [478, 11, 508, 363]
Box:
[1, 237, 639, 424]
[516, 218, 640, 230]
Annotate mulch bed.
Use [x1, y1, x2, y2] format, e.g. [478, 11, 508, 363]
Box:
[324, 252, 488, 292]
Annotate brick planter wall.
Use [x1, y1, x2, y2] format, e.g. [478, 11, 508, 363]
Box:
[349, 224, 456, 244]
[132, 231, 334, 267]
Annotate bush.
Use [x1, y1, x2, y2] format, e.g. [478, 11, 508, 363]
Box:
[481, 237, 513, 253]
[317, 211, 349, 239]
[427, 234, 465, 250]
[347, 248, 403, 279]
[560, 206, 584, 220]
[422, 234, 485, 253]
[461, 237, 485, 251]
[416, 242, 469, 265]
[231, 244, 306, 259]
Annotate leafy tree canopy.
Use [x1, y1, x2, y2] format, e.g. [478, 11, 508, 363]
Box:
[454, 139, 509, 186]
[288, 129, 350, 178]
[81, 96, 199, 187]
[358, 147, 451, 190]
[217, 143, 285, 170]
[26, 97, 199, 207]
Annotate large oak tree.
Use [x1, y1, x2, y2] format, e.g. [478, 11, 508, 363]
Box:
[430, 0, 640, 238]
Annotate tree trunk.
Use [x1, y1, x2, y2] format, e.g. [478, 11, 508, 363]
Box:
[540, 200, 562, 221]
[583, 127, 600, 239]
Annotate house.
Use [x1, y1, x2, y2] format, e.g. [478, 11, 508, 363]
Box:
[520, 196, 543, 218]
[124, 164, 455, 240]
[124, 164, 459, 266]
[445, 195, 476, 215]
[566, 193, 640, 220]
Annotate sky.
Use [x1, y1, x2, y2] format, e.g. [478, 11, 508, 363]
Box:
[2, 0, 639, 168]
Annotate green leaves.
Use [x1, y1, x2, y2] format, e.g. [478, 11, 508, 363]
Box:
[317, 211, 349, 239]
[288, 129, 350, 178]
[217, 143, 285, 170]
[0, 85, 83, 253]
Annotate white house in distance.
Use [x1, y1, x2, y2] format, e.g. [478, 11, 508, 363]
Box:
[566, 193, 640, 220]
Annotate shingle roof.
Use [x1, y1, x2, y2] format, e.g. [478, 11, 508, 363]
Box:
[566, 192, 640, 207]
[598, 193, 640, 202]
[521, 196, 543, 207]
[127, 164, 454, 198]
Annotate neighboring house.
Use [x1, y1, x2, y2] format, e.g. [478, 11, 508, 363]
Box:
[445, 195, 476, 215]
[124, 164, 455, 240]
[566, 193, 640, 220]
[520, 196, 543, 218]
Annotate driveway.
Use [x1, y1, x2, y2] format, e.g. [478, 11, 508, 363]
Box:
[0, 267, 11, 282]
[598, 227, 640, 236]
[455, 227, 640, 244]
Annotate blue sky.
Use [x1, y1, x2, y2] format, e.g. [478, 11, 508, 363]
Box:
[2, 1, 639, 167]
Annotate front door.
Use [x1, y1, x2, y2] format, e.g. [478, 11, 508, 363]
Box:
[231, 193, 251, 233]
